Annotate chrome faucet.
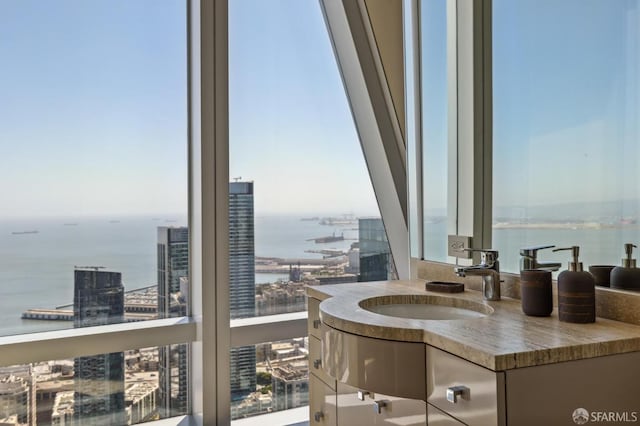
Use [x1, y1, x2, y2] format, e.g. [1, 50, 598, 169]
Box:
[454, 249, 501, 301]
[520, 245, 561, 272]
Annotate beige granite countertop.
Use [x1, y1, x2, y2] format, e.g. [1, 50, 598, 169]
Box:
[307, 280, 640, 371]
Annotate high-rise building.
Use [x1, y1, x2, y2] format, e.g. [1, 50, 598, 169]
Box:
[0, 366, 36, 426]
[229, 182, 257, 399]
[271, 361, 309, 411]
[156, 227, 189, 419]
[73, 268, 126, 425]
[0, 375, 30, 425]
[358, 218, 394, 281]
[157, 227, 189, 319]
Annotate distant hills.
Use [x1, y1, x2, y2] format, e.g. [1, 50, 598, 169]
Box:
[494, 199, 640, 223]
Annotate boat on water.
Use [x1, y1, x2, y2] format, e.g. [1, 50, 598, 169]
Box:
[11, 230, 39, 235]
[308, 232, 345, 244]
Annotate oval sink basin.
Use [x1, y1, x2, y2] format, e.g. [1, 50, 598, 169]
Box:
[359, 294, 493, 320]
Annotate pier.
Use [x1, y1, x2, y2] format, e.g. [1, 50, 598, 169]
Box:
[22, 309, 156, 322]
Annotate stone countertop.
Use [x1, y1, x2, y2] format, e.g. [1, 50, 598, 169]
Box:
[307, 280, 640, 371]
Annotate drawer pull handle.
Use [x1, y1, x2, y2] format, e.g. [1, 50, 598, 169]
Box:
[313, 359, 321, 369]
[314, 411, 324, 422]
[357, 390, 371, 401]
[373, 400, 388, 414]
[446, 385, 470, 403]
[313, 319, 321, 329]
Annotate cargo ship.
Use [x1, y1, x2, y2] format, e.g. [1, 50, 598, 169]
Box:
[11, 230, 39, 235]
[308, 232, 344, 244]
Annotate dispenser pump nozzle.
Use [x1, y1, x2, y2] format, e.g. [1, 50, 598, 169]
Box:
[622, 243, 638, 268]
[553, 246, 583, 271]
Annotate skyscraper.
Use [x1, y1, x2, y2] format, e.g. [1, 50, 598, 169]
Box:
[358, 218, 394, 281]
[157, 226, 189, 319]
[72, 268, 125, 425]
[229, 182, 257, 398]
[157, 227, 189, 418]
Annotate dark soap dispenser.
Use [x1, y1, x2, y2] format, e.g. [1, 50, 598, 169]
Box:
[519, 245, 560, 317]
[552, 246, 596, 323]
[611, 243, 640, 291]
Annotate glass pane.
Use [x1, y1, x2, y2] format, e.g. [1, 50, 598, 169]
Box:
[0, 345, 187, 425]
[0, 1, 188, 336]
[493, 0, 640, 274]
[230, 338, 308, 420]
[229, 0, 392, 312]
[421, 0, 449, 261]
[229, 0, 395, 418]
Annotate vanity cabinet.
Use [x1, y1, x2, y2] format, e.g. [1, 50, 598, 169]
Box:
[426, 346, 505, 425]
[309, 332, 337, 425]
[309, 297, 426, 425]
[309, 374, 337, 426]
[309, 285, 640, 426]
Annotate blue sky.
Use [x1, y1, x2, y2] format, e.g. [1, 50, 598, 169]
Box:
[229, 0, 378, 216]
[0, 0, 187, 218]
[1, 0, 638, 219]
[0, 0, 379, 219]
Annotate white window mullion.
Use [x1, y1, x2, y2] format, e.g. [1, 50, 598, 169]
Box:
[189, 0, 230, 424]
[449, 0, 493, 264]
[404, 0, 424, 263]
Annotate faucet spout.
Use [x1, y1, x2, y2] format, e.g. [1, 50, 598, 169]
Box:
[455, 264, 496, 277]
[453, 249, 501, 301]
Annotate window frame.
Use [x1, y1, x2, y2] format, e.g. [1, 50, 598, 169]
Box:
[409, 0, 493, 265]
[0, 1, 414, 425]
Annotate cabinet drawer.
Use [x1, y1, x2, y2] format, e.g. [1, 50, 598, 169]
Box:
[426, 346, 505, 426]
[310, 335, 336, 390]
[308, 297, 323, 339]
[427, 403, 465, 425]
[322, 326, 425, 400]
[310, 374, 337, 426]
[337, 383, 426, 426]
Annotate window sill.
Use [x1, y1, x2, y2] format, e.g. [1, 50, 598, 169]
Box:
[0, 317, 196, 366]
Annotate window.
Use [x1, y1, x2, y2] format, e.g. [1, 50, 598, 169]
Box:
[0, 0, 187, 334]
[0, 345, 185, 425]
[0, 1, 190, 424]
[420, 0, 449, 262]
[0, 1, 412, 424]
[228, 0, 394, 420]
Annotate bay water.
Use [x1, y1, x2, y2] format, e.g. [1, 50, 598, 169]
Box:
[0, 215, 358, 337]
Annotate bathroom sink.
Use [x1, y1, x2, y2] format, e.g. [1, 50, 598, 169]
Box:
[359, 294, 493, 320]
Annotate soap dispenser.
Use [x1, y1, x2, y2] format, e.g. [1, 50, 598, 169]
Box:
[552, 246, 596, 323]
[610, 243, 640, 290]
[519, 245, 559, 317]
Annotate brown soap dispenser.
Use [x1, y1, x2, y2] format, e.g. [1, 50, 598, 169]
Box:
[552, 246, 596, 323]
[610, 243, 640, 290]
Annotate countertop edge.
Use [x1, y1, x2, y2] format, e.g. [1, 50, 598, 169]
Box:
[306, 281, 640, 371]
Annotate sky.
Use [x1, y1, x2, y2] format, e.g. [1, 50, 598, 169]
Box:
[0, 0, 380, 219]
[1, 0, 638, 220]
[0, 0, 188, 218]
